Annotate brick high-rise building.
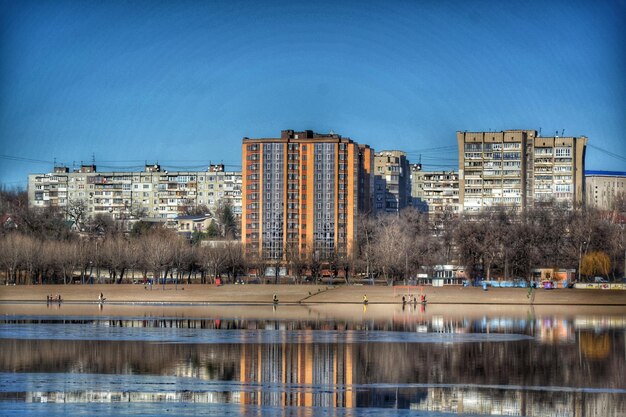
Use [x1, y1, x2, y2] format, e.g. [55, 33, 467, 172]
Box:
[242, 130, 373, 262]
[457, 130, 587, 212]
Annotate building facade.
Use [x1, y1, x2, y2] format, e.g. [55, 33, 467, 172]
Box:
[585, 170, 626, 211]
[28, 164, 242, 226]
[242, 130, 373, 261]
[410, 165, 459, 223]
[457, 130, 587, 212]
[373, 150, 411, 214]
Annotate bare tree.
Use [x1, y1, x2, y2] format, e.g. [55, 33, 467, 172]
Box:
[224, 241, 245, 283]
[66, 199, 89, 232]
[138, 229, 176, 287]
[372, 215, 410, 285]
[55, 240, 81, 285]
[198, 245, 228, 284]
[101, 236, 133, 283]
[0, 234, 21, 284]
[285, 242, 307, 284]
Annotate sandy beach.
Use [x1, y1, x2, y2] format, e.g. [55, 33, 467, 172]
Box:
[2, 283, 625, 305]
[0, 284, 624, 324]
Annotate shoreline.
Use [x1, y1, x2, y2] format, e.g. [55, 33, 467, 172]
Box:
[2, 284, 625, 321]
[1, 284, 625, 306]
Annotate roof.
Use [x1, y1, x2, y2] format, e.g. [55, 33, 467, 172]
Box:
[585, 170, 626, 177]
[175, 215, 210, 221]
[0, 214, 18, 227]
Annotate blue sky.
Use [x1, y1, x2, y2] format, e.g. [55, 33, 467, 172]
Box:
[1, 0, 625, 188]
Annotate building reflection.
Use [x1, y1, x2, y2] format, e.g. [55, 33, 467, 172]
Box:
[1, 314, 624, 416]
[410, 387, 625, 417]
[238, 342, 353, 408]
[8, 386, 625, 417]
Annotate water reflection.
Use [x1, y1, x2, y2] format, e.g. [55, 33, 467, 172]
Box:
[0, 313, 624, 416]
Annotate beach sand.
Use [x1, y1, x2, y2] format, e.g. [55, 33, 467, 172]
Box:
[1, 284, 624, 320]
[1, 283, 625, 304]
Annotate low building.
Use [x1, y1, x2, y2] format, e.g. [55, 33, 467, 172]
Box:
[585, 170, 626, 211]
[175, 214, 213, 239]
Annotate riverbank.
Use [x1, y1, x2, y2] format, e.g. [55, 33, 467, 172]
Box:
[1, 283, 625, 305]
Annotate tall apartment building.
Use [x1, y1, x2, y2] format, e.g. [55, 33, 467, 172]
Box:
[457, 130, 587, 212]
[373, 150, 411, 214]
[410, 165, 459, 223]
[28, 164, 242, 224]
[242, 130, 374, 262]
[585, 170, 626, 211]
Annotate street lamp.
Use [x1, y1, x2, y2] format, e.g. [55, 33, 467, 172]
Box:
[577, 241, 586, 282]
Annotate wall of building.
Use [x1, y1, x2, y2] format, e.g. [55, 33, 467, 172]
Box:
[585, 171, 626, 211]
[457, 130, 586, 212]
[242, 130, 373, 261]
[410, 166, 459, 224]
[28, 164, 242, 226]
[373, 150, 411, 214]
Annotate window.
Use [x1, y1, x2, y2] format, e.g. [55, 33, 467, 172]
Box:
[555, 147, 571, 157]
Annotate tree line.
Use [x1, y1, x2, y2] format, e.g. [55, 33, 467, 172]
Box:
[1, 188, 624, 284]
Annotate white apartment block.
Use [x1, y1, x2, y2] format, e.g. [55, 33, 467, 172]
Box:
[28, 164, 242, 223]
[585, 170, 626, 211]
[410, 165, 459, 224]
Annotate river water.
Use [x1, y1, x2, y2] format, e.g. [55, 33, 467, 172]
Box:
[0, 303, 624, 416]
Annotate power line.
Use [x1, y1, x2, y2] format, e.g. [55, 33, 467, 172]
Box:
[0, 155, 54, 164]
[588, 145, 626, 163]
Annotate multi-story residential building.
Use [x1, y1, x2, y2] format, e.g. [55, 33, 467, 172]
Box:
[242, 130, 373, 262]
[28, 164, 242, 226]
[410, 165, 459, 223]
[373, 150, 411, 214]
[585, 170, 626, 211]
[457, 130, 587, 212]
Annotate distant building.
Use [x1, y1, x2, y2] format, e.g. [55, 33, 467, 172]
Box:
[27, 164, 242, 228]
[373, 150, 411, 214]
[585, 170, 626, 211]
[410, 165, 459, 224]
[242, 130, 374, 261]
[457, 130, 587, 212]
[175, 214, 213, 239]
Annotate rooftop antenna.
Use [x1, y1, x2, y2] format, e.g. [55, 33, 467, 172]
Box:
[561, 129, 565, 137]
[555, 130, 559, 137]
[539, 127, 542, 136]
[53, 157, 57, 168]
[92, 153, 95, 166]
